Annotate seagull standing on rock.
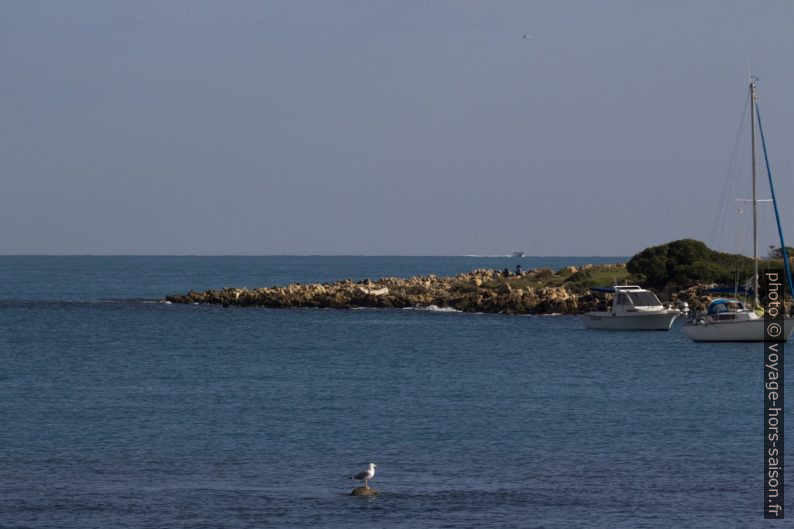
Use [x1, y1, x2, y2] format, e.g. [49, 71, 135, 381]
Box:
[351, 463, 377, 489]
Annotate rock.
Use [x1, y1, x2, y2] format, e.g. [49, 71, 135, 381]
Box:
[357, 286, 389, 296]
[351, 486, 379, 496]
[164, 264, 635, 315]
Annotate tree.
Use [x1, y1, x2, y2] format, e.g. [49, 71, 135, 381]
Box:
[767, 246, 794, 259]
[627, 239, 752, 291]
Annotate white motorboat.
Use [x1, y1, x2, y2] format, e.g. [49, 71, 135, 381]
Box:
[583, 285, 680, 331]
[684, 298, 794, 342]
[683, 77, 794, 342]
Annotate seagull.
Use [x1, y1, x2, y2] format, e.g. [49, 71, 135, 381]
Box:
[351, 463, 377, 489]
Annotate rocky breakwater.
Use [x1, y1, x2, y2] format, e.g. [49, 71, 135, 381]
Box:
[165, 264, 630, 315]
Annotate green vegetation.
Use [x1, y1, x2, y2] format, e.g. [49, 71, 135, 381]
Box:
[564, 266, 631, 289]
[768, 246, 794, 259]
[626, 239, 753, 291]
[477, 238, 786, 295]
[480, 263, 630, 291]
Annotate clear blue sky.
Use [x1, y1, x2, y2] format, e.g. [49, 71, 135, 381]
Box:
[3, 1, 794, 255]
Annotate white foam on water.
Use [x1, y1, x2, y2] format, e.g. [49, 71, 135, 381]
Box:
[403, 305, 462, 313]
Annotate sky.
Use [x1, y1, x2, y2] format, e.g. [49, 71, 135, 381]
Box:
[2, 0, 794, 256]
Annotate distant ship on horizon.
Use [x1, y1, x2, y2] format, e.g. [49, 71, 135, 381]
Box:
[512, 251, 525, 258]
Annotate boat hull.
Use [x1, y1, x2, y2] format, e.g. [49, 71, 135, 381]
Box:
[583, 311, 680, 331]
[683, 317, 794, 342]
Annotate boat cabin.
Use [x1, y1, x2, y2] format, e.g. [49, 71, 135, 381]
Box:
[591, 285, 664, 315]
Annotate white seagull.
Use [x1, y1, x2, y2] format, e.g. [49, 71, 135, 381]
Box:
[351, 463, 377, 489]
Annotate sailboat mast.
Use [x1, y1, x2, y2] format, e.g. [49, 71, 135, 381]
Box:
[750, 77, 760, 307]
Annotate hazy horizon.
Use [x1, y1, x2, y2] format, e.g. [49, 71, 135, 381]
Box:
[4, 1, 794, 256]
[0, 252, 629, 258]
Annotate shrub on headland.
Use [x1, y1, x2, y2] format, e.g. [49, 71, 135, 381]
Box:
[626, 239, 753, 292]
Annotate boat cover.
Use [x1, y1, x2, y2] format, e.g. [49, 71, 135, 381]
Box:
[706, 298, 747, 315]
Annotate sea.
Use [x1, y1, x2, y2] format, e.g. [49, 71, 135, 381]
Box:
[0, 256, 788, 528]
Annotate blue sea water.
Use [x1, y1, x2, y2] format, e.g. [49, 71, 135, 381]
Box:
[0, 256, 789, 528]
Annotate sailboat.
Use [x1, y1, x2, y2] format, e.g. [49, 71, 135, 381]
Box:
[684, 77, 794, 342]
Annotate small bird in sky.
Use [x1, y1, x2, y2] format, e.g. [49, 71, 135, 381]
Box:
[351, 463, 377, 489]
[522, 34, 534, 39]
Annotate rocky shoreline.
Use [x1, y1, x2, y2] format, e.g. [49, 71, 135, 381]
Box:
[165, 264, 709, 315]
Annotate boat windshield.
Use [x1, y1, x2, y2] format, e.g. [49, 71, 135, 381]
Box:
[626, 291, 661, 306]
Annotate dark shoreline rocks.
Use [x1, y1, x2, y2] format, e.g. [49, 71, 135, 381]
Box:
[165, 264, 711, 315]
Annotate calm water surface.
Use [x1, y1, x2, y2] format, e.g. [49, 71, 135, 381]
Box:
[0, 256, 788, 528]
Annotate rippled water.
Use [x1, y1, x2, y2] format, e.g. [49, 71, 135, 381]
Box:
[0, 256, 788, 528]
